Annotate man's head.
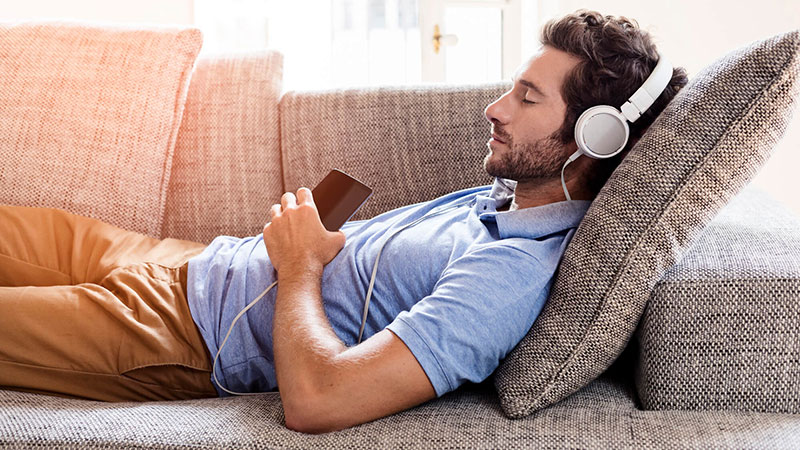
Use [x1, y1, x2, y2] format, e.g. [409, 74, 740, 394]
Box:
[484, 10, 689, 197]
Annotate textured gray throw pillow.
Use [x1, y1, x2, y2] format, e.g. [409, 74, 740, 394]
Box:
[493, 30, 800, 418]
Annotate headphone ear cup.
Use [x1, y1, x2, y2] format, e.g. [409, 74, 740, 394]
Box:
[574, 105, 630, 159]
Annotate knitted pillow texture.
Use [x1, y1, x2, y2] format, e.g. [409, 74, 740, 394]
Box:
[494, 30, 800, 418]
[0, 22, 202, 237]
[162, 51, 284, 243]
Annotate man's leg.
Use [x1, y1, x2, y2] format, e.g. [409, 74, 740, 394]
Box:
[0, 204, 199, 286]
[0, 205, 217, 401]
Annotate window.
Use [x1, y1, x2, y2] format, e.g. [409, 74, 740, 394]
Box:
[193, 0, 526, 90]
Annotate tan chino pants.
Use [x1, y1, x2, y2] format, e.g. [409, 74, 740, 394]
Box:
[0, 204, 218, 401]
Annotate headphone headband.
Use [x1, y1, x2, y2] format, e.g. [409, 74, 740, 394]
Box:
[564, 52, 675, 201]
[619, 54, 673, 123]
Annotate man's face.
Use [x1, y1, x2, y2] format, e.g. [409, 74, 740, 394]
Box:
[483, 45, 580, 182]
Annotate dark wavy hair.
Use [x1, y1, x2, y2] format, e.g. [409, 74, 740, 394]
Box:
[541, 10, 689, 195]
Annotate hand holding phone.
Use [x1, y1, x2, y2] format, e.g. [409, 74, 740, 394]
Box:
[311, 169, 373, 231]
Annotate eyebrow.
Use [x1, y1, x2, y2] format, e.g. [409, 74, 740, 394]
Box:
[516, 78, 547, 97]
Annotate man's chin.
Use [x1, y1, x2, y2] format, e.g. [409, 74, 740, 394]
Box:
[483, 156, 513, 180]
[482, 154, 497, 177]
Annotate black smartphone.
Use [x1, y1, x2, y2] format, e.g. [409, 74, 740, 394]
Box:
[311, 169, 373, 231]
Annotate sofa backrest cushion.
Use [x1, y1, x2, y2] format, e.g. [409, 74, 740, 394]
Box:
[0, 22, 202, 237]
[162, 51, 284, 243]
[493, 30, 800, 418]
[278, 84, 507, 217]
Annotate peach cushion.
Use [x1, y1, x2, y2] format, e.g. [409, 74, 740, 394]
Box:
[0, 22, 203, 237]
[162, 51, 284, 243]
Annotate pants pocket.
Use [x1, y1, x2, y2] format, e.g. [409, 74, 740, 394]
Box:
[120, 362, 216, 398]
[107, 262, 215, 398]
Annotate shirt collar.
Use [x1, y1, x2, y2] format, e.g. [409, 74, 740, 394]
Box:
[489, 177, 517, 202]
[481, 178, 592, 239]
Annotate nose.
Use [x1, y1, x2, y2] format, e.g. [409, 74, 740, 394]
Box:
[484, 90, 512, 125]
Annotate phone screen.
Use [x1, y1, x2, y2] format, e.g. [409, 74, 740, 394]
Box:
[311, 169, 373, 231]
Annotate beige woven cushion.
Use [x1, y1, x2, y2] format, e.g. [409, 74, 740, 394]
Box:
[0, 22, 202, 237]
[279, 84, 505, 218]
[493, 30, 800, 418]
[161, 51, 284, 243]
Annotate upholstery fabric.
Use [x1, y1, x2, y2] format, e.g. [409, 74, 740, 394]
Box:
[494, 30, 800, 418]
[636, 186, 800, 413]
[162, 51, 284, 243]
[3, 373, 800, 449]
[0, 22, 202, 237]
[278, 83, 506, 220]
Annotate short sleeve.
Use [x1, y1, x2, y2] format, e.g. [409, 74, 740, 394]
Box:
[385, 241, 560, 397]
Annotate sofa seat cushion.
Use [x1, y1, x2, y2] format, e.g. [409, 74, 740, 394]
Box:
[636, 186, 800, 413]
[162, 51, 284, 243]
[3, 374, 800, 448]
[494, 30, 800, 418]
[0, 22, 202, 237]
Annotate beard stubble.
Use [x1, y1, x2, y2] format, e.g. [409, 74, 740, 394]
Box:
[483, 128, 569, 182]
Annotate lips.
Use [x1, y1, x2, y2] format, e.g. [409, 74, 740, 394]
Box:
[491, 133, 507, 144]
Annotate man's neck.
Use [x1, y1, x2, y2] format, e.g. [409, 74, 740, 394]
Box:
[496, 202, 516, 212]
[508, 172, 592, 210]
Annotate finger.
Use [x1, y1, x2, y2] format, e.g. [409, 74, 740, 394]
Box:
[297, 187, 313, 205]
[270, 203, 281, 220]
[281, 192, 297, 209]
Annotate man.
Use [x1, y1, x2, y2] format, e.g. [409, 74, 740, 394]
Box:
[0, 10, 687, 433]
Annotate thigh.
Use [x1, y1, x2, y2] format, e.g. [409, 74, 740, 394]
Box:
[0, 204, 161, 285]
[0, 262, 216, 401]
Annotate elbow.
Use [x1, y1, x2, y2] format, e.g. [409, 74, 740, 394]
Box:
[281, 387, 342, 434]
[284, 413, 333, 435]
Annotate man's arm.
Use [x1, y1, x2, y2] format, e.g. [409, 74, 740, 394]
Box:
[263, 188, 436, 434]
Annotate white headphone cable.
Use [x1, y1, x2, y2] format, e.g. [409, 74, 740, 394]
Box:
[560, 150, 582, 202]
[357, 197, 476, 343]
[212, 280, 277, 396]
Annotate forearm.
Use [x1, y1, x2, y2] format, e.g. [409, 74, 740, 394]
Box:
[266, 188, 399, 433]
[272, 263, 347, 409]
[264, 188, 436, 433]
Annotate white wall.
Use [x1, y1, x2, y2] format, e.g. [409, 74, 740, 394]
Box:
[528, 0, 800, 215]
[0, 0, 193, 25]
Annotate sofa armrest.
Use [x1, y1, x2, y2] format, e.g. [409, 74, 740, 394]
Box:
[635, 185, 800, 413]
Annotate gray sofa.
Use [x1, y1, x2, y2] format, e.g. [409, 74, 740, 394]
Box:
[2, 22, 800, 448]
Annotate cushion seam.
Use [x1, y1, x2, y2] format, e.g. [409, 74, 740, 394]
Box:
[156, 30, 201, 239]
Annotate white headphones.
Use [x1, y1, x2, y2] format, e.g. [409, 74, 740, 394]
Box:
[561, 53, 673, 200]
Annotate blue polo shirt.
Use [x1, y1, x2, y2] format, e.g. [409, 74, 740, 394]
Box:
[186, 178, 591, 397]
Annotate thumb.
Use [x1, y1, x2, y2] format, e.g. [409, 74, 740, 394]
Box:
[332, 230, 346, 247]
[324, 230, 346, 252]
